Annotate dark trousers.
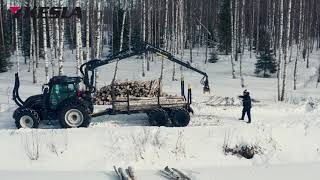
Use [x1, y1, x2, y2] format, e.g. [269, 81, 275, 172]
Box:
[241, 108, 251, 122]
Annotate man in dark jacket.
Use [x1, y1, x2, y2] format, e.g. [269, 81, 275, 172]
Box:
[239, 90, 252, 123]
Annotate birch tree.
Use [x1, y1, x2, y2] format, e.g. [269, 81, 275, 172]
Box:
[146, 0, 151, 71]
[280, 0, 291, 101]
[119, 0, 127, 51]
[85, 0, 90, 62]
[31, 17, 37, 83]
[0, 0, 3, 49]
[239, 0, 245, 88]
[75, 0, 83, 76]
[230, 0, 236, 79]
[58, 19, 65, 75]
[255, 0, 260, 54]
[95, 0, 102, 88]
[164, 0, 168, 50]
[142, 0, 146, 77]
[179, 0, 184, 61]
[35, 2, 40, 69]
[234, 0, 238, 61]
[57, 0, 64, 75]
[277, 0, 284, 101]
[249, 0, 254, 58]
[15, 17, 19, 73]
[293, 0, 302, 90]
[49, 0, 55, 76]
[42, 0, 49, 82]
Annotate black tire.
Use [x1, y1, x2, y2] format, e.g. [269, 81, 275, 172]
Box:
[171, 108, 190, 127]
[148, 108, 169, 126]
[58, 102, 91, 128]
[14, 108, 40, 129]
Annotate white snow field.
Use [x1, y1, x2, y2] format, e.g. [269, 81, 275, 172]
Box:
[0, 49, 320, 180]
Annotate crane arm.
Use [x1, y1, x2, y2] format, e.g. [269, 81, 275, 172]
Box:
[80, 42, 210, 93]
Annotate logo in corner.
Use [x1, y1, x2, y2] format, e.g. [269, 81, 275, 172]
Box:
[9, 6, 21, 15]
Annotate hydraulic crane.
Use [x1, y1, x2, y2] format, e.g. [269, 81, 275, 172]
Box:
[80, 42, 210, 93]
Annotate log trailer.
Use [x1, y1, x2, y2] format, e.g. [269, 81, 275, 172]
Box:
[12, 42, 210, 128]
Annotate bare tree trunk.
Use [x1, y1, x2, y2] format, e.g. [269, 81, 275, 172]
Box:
[280, 0, 291, 101]
[146, 0, 151, 71]
[31, 17, 37, 83]
[15, 18, 19, 73]
[95, 0, 102, 88]
[317, 65, 320, 88]
[49, 0, 55, 77]
[58, 17, 65, 75]
[179, 0, 184, 62]
[234, 0, 238, 61]
[0, 1, 4, 49]
[230, 0, 236, 79]
[277, 0, 284, 101]
[128, 0, 132, 50]
[164, 0, 168, 51]
[28, 19, 32, 73]
[173, 0, 178, 81]
[270, 0, 275, 50]
[36, 16, 40, 69]
[75, 0, 83, 76]
[240, 0, 245, 88]
[42, 0, 49, 82]
[49, 17, 56, 76]
[86, 0, 90, 62]
[55, 0, 60, 64]
[250, 0, 254, 58]
[294, 0, 303, 90]
[255, 0, 260, 54]
[142, 0, 146, 77]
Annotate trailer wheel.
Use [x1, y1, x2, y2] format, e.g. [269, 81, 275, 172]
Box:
[148, 108, 169, 126]
[171, 108, 190, 127]
[14, 108, 40, 129]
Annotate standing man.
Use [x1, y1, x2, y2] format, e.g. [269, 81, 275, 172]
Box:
[239, 90, 252, 123]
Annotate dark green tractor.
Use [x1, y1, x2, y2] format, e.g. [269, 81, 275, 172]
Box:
[12, 73, 93, 128]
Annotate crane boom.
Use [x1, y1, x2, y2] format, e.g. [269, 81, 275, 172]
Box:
[80, 42, 210, 93]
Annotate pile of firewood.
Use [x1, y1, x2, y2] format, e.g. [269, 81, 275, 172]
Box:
[94, 79, 162, 105]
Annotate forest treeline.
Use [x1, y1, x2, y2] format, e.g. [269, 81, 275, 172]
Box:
[0, 0, 319, 101]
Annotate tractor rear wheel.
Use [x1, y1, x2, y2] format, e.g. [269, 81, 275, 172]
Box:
[171, 108, 190, 127]
[14, 108, 40, 129]
[148, 108, 169, 126]
[58, 103, 91, 128]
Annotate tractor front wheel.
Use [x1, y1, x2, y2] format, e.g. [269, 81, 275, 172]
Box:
[14, 108, 40, 129]
[59, 103, 91, 128]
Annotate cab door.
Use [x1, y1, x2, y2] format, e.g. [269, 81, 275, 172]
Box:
[49, 83, 78, 110]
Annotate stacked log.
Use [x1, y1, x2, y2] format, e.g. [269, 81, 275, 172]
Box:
[94, 79, 163, 105]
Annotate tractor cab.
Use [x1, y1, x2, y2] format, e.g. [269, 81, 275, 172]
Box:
[44, 76, 81, 110]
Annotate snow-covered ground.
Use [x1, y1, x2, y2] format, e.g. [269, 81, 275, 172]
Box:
[0, 48, 320, 179]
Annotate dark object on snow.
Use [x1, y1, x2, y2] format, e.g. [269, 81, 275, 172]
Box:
[224, 144, 258, 159]
[159, 166, 191, 180]
[238, 90, 252, 123]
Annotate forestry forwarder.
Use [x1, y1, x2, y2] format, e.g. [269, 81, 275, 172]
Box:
[12, 42, 210, 129]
